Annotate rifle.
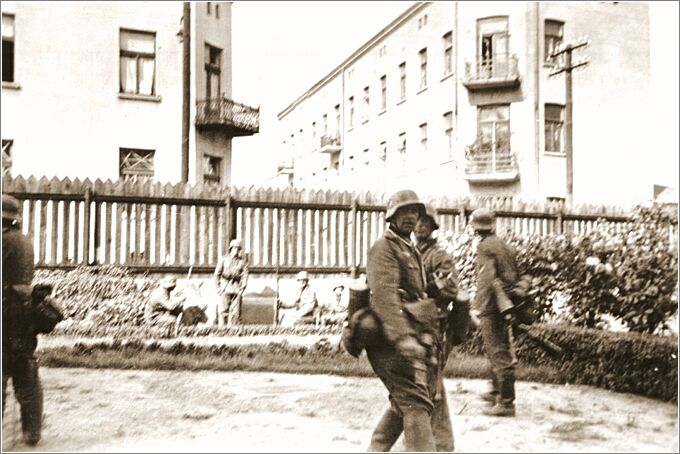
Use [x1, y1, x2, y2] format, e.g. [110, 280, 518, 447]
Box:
[513, 323, 564, 356]
[274, 264, 281, 325]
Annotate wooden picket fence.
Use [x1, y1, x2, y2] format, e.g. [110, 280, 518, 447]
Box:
[3, 176, 674, 275]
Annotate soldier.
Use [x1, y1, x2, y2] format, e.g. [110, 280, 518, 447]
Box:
[365, 189, 440, 452]
[277, 271, 320, 325]
[214, 239, 249, 326]
[2, 194, 42, 446]
[145, 275, 185, 326]
[470, 207, 519, 417]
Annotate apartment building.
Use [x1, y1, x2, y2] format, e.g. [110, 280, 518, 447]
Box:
[1, 1, 259, 186]
[277, 2, 652, 205]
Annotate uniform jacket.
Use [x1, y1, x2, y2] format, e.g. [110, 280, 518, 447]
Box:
[214, 255, 248, 294]
[418, 237, 459, 305]
[281, 284, 318, 318]
[2, 227, 37, 356]
[473, 233, 519, 315]
[367, 226, 426, 345]
[145, 287, 184, 323]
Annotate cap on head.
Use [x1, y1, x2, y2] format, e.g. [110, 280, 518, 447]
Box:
[385, 189, 425, 222]
[333, 283, 345, 292]
[2, 195, 21, 222]
[161, 275, 177, 289]
[470, 207, 494, 232]
[421, 203, 440, 230]
[296, 271, 309, 281]
[229, 239, 242, 250]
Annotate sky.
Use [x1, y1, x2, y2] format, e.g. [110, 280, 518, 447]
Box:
[230, 1, 680, 189]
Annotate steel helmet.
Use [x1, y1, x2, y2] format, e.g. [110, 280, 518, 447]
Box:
[2, 194, 21, 222]
[421, 203, 440, 230]
[160, 275, 177, 289]
[296, 271, 309, 281]
[470, 207, 494, 232]
[229, 239, 242, 250]
[385, 189, 425, 222]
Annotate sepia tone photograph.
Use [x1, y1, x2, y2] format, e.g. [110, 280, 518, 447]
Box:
[1, 1, 678, 452]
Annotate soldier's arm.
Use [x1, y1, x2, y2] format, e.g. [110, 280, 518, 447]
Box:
[240, 261, 249, 292]
[473, 243, 497, 313]
[12, 236, 35, 300]
[213, 257, 224, 288]
[426, 248, 459, 302]
[367, 240, 417, 345]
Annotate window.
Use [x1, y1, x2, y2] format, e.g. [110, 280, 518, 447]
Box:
[204, 155, 222, 184]
[2, 139, 12, 176]
[420, 123, 428, 153]
[207, 2, 211, 14]
[312, 121, 317, 147]
[215, 3, 220, 19]
[362, 148, 370, 166]
[120, 29, 156, 96]
[379, 141, 387, 163]
[322, 114, 328, 135]
[205, 44, 222, 99]
[443, 32, 453, 76]
[545, 20, 564, 63]
[362, 86, 370, 123]
[380, 75, 387, 111]
[120, 148, 154, 180]
[378, 45, 387, 57]
[398, 132, 406, 154]
[349, 96, 354, 128]
[544, 104, 564, 153]
[419, 48, 427, 89]
[444, 111, 453, 157]
[477, 105, 511, 154]
[477, 17, 509, 77]
[2, 14, 15, 83]
[418, 14, 428, 29]
[334, 104, 341, 134]
[399, 62, 406, 100]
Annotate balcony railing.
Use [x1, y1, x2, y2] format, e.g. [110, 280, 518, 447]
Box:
[195, 97, 260, 136]
[463, 54, 520, 90]
[319, 134, 342, 154]
[464, 151, 520, 183]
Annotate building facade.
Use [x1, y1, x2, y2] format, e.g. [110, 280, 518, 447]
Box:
[1, 1, 258, 186]
[277, 2, 652, 205]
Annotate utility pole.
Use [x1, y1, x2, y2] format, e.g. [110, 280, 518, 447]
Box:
[549, 37, 590, 203]
[181, 2, 191, 183]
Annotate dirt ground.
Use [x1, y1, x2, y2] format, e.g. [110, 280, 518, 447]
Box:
[2, 367, 677, 453]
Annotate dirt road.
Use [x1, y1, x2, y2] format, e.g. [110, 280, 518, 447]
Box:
[2, 368, 677, 452]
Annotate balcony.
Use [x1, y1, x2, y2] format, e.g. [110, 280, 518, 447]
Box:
[319, 134, 342, 154]
[464, 138, 519, 183]
[463, 54, 520, 90]
[195, 97, 260, 136]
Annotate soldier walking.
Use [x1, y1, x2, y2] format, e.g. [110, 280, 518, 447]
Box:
[2, 194, 43, 446]
[470, 207, 519, 417]
[214, 239, 249, 326]
[363, 189, 440, 452]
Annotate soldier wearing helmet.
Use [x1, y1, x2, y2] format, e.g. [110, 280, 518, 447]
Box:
[357, 189, 442, 451]
[470, 207, 520, 417]
[146, 275, 186, 326]
[2, 194, 43, 446]
[277, 270, 320, 325]
[213, 238, 249, 326]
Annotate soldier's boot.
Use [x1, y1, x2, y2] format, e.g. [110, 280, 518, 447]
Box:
[483, 374, 515, 417]
[480, 376, 499, 405]
[403, 409, 436, 452]
[368, 407, 403, 452]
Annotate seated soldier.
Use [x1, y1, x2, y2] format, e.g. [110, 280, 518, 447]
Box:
[322, 283, 348, 326]
[145, 275, 185, 326]
[277, 271, 320, 326]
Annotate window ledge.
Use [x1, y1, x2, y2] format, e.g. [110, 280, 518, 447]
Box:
[440, 73, 454, 83]
[118, 93, 162, 103]
[378, 109, 387, 116]
[2, 81, 21, 90]
[362, 119, 369, 125]
[544, 62, 557, 68]
[544, 151, 566, 157]
[417, 87, 428, 95]
[397, 98, 407, 106]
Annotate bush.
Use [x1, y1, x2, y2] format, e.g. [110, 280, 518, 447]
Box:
[440, 203, 678, 333]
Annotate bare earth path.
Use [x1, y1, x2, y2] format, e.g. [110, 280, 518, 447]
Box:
[2, 367, 677, 453]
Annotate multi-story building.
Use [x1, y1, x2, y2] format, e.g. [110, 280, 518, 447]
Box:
[1, 1, 259, 186]
[277, 2, 652, 205]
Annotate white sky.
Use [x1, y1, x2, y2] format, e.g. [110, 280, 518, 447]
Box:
[231, 1, 679, 189]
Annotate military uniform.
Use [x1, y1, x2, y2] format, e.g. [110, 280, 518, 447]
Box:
[2, 196, 43, 446]
[145, 285, 184, 326]
[472, 208, 519, 416]
[213, 253, 248, 326]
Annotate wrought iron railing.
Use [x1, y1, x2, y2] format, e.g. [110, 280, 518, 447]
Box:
[465, 151, 519, 176]
[196, 97, 260, 134]
[464, 54, 519, 82]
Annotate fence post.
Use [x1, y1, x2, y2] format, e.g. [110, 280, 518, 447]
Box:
[93, 189, 100, 264]
[350, 198, 358, 278]
[556, 203, 564, 235]
[83, 187, 92, 265]
[225, 195, 232, 244]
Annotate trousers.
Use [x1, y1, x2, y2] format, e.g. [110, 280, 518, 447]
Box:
[479, 312, 516, 404]
[2, 355, 43, 445]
